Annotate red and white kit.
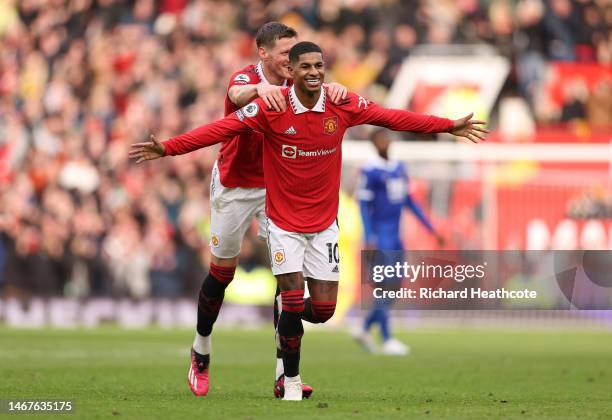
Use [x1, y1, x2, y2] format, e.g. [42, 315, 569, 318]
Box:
[210, 62, 288, 258]
[164, 87, 453, 279]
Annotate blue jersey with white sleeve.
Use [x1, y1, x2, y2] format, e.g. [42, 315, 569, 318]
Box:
[357, 157, 434, 250]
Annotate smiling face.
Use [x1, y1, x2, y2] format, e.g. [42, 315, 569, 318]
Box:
[259, 36, 297, 82]
[289, 52, 325, 94]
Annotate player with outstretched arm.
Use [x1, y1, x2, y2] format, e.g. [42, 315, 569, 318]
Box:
[171, 22, 347, 398]
[129, 41, 487, 401]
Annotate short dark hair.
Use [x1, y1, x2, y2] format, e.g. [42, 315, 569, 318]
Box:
[255, 22, 297, 49]
[289, 41, 323, 63]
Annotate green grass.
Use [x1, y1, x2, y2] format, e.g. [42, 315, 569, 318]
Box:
[1, 327, 611, 419]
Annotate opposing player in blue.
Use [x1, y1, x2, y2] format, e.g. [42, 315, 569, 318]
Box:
[355, 128, 444, 355]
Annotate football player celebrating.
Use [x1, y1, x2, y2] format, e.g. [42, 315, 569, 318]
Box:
[180, 22, 347, 398]
[130, 41, 487, 400]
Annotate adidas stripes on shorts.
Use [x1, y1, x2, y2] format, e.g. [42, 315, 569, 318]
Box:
[266, 218, 340, 281]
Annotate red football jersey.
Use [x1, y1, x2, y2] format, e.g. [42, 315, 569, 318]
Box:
[219, 62, 289, 188]
[164, 87, 453, 233]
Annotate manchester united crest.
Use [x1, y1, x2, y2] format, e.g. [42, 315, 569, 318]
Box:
[323, 116, 338, 135]
[210, 234, 220, 248]
[273, 249, 285, 265]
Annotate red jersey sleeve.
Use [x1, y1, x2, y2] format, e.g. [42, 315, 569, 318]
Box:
[163, 100, 269, 156]
[227, 67, 257, 90]
[343, 92, 454, 134]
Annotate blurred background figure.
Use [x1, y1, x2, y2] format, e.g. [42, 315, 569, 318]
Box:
[353, 129, 445, 355]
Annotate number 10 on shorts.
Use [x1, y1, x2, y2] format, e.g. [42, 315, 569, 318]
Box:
[326, 242, 339, 264]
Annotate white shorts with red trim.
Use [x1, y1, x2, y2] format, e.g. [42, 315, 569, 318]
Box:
[209, 161, 266, 258]
[266, 218, 340, 281]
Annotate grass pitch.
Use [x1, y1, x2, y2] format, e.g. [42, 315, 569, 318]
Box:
[1, 326, 611, 419]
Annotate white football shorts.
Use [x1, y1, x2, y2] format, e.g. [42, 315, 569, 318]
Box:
[209, 161, 266, 258]
[266, 218, 340, 281]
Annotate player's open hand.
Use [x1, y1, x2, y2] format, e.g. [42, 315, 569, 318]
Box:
[450, 113, 489, 143]
[256, 83, 287, 112]
[325, 82, 348, 104]
[129, 134, 165, 164]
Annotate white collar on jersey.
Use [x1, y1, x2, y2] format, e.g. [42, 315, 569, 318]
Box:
[288, 85, 326, 114]
[255, 61, 288, 87]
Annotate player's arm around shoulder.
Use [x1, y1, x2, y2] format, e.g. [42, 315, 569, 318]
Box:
[228, 71, 288, 112]
[234, 93, 287, 132]
[228, 84, 259, 108]
[329, 90, 361, 109]
[226, 68, 259, 107]
[229, 82, 288, 112]
[323, 82, 348, 104]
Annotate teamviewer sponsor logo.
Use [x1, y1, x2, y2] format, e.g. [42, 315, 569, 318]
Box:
[298, 147, 337, 157]
[281, 145, 297, 159]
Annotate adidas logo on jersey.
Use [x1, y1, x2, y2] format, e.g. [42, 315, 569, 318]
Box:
[331, 265, 339, 273]
[284, 126, 297, 135]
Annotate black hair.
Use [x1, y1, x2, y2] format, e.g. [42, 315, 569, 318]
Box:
[289, 41, 322, 63]
[255, 22, 298, 49]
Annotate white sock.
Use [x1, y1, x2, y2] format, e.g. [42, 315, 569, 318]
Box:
[193, 333, 211, 355]
[276, 357, 284, 380]
[284, 374, 301, 384]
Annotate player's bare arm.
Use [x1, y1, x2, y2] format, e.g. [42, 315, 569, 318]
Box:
[129, 134, 165, 164]
[227, 84, 259, 107]
[450, 113, 489, 143]
[229, 83, 287, 112]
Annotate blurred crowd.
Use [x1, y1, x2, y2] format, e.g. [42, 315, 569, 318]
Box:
[568, 189, 612, 220]
[0, 0, 610, 298]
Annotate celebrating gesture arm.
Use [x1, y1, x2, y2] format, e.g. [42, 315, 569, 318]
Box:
[450, 113, 489, 143]
[129, 135, 166, 164]
[129, 99, 270, 163]
[344, 93, 489, 142]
